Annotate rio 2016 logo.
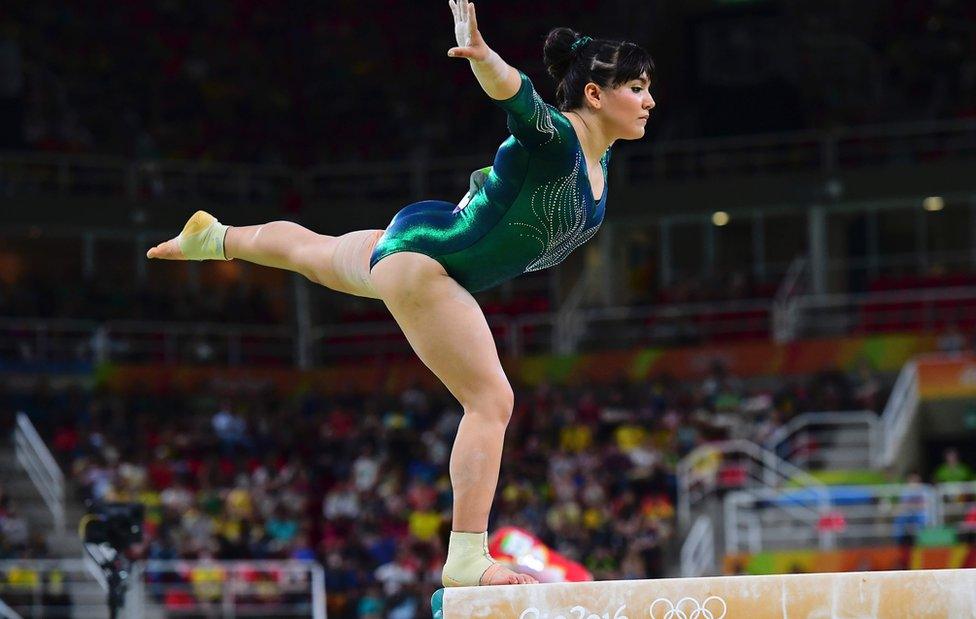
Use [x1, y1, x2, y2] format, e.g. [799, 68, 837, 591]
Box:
[516, 596, 727, 619]
[518, 605, 629, 619]
[649, 596, 727, 619]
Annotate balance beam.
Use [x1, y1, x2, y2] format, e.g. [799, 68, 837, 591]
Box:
[431, 568, 976, 618]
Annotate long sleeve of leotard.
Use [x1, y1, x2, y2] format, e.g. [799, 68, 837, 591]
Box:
[492, 71, 564, 152]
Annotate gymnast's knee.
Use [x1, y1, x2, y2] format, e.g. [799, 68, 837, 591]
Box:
[461, 382, 514, 426]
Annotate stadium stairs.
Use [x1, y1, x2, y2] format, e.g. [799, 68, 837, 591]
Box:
[1, 436, 107, 617]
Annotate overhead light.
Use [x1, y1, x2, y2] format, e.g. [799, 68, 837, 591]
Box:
[712, 211, 730, 226]
[923, 196, 944, 212]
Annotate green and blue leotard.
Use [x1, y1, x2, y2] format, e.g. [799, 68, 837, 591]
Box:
[370, 71, 610, 293]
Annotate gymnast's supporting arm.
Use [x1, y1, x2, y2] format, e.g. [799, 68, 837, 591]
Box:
[446, 0, 521, 101]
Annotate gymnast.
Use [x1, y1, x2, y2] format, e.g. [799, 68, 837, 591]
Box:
[147, 0, 655, 587]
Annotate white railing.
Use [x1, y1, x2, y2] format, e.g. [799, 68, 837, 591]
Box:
[0, 559, 324, 619]
[136, 560, 325, 619]
[284, 296, 771, 360]
[726, 482, 941, 555]
[764, 411, 880, 471]
[676, 439, 827, 530]
[14, 412, 65, 532]
[792, 285, 976, 340]
[878, 360, 920, 468]
[2, 119, 974, 204]
[0, 558, 111, 619]
[0, 152, 294, 205]
[2, 285, 972, 364]
[680, 515, 715, 578]
[621, 118, 976, 184]
[772, 257, 807, 343]
[934, 481, 976, 529]
[0, 317, 297, 366]
[0, 599, 21, 619]
[551, 250, 606, 354]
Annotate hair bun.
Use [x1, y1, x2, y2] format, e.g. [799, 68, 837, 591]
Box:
[543, 27, 581, 83]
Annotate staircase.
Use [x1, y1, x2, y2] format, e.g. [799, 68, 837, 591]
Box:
[1, 436, 109, 618]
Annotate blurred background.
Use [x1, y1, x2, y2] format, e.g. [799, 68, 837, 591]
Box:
[1, 0, 975, 617]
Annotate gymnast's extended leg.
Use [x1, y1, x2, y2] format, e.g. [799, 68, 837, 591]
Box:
[371, 251, 537, 587]
[146, 210, 384, 298]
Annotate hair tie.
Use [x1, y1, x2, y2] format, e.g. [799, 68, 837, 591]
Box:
[570, 36, 593, 54]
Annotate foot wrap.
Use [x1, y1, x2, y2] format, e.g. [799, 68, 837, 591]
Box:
[441, 531, 497, 587]
[177, 211, 230, 261]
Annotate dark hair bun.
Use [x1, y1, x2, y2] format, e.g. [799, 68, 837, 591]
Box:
[543, 27, 581, 83]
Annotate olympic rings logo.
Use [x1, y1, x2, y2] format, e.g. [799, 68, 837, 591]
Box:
[649, 596, 727, 619]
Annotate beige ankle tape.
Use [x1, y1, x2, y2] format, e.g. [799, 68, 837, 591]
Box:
[178, 212, 229, 261]
[442, 531, 496, 587]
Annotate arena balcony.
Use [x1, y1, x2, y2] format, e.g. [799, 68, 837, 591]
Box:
[0, 117, 973, 230]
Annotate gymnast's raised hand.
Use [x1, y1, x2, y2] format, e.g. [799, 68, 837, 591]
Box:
[447, 0, 490, 61]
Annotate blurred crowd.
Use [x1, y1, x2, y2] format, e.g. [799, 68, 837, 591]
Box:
[2, 359, 891, 617]
[0, 277, 283, 324]
[0, 0, 973, 165]
[0, 482, 46, 560]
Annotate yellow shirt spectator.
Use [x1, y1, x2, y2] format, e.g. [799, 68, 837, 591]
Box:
[560, 424, 592, 453]
[614, 424, 646, 452]
[190, 564, 225, 601]
[226, 487, 253, 519]
[583, 507, 605, 530]
[6, 567, 40, 590]
[408, 510, 441, 541]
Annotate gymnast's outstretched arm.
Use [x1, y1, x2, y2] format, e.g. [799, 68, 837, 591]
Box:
[446, 0, 521, 101]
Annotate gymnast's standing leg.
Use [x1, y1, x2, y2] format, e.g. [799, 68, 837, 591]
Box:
[147, 212, 536, 586]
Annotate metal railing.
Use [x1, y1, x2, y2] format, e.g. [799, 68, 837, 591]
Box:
[281, 296, 772, 362]
[764, 411, 880, 471]
[0, 558, 111, 619]
[14, 412, 65, 532]
[935, 481, 976, 529]
[136, 560, 326, 619]
[772, 257, 807, 343]
[680, 515, 716, 578]
[878, 360, 920, 469]
[0, 599, 21, 619]
[725, 482, 941, 555]
[621, 118, 976, 184]
[792, 285, 976, 340]
[1, 285, 971, 365]
[2, 119, 973, 204]
[0, 559, 325, 619]
[0, 317, 296, 366]
[676, 439, 827, 530]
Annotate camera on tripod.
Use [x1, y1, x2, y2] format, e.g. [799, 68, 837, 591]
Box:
[82, 502, 145, 550]
[80, 502, 145, 619]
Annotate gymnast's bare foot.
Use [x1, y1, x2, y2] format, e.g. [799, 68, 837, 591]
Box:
[480, 563, 538, 585]
[146, 235, 185, 260]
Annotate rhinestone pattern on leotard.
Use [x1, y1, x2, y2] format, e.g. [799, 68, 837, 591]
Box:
[527, 89, 558, 146]
[369, 71, 610, 293]
[512, 150, 602, 272]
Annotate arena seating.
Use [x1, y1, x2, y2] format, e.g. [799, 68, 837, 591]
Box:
[3, 361, 891, 617]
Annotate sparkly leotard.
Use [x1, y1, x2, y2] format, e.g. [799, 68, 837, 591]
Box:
[369, 71, 610, 293]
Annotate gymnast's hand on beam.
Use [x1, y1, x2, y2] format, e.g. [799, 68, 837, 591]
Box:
[447, 0, 490, 61]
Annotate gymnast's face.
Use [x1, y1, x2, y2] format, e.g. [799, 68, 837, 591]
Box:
[601, 74, 655, 140]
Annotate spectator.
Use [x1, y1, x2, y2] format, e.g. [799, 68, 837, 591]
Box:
[373, 547, 419, 597]
[0, 506, 30, 553]
[933, 448, 974, 484]
[892, 472, 929, 545]
[937, 322, 968, 353]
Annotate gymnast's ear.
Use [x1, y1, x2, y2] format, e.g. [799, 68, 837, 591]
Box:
[582, 82, 603, 110]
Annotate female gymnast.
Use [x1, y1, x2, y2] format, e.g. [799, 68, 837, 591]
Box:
[147, 0, 655, 587]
